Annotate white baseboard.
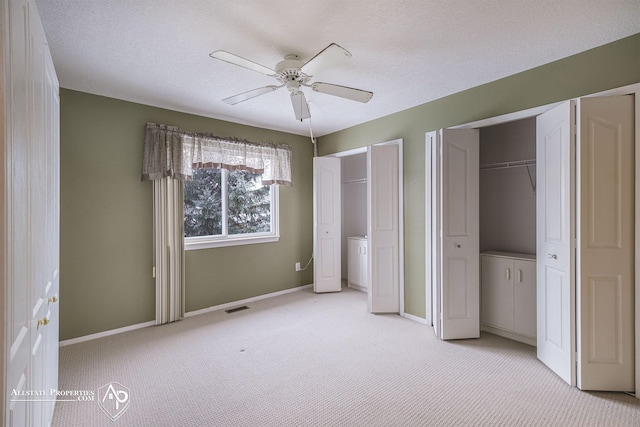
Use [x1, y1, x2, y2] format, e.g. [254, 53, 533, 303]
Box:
[481, 324, 536, 347]
[59, 320, 156, 347]
[185, 283, 313, 318]
[59, 284, 313, 347]
[403, 312, 428, 325]
[347, 283, 367, 293]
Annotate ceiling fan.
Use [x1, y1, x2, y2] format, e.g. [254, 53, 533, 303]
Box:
[209, 43, 373, 121]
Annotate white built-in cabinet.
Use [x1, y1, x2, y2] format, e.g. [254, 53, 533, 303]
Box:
[481, 252, 536, 346]
[347, 236, 368, 292]
[2, 0, 60, 425]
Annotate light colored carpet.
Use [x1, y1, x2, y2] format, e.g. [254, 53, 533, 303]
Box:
[53, 287, 640, 426]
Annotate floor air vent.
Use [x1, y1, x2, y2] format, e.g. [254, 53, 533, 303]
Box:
[225, 305, 249, 314]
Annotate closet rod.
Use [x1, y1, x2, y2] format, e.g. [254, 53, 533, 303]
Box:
[479, 159, 536, 170]
[480, 159, 536, 193]
[342, 178, 367, 184]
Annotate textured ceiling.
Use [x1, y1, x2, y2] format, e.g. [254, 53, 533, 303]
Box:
[35, 0, 640, 137]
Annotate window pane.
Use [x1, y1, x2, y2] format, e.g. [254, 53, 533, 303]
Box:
[228, 170, 271, 235]
[183, 168, 222, 237]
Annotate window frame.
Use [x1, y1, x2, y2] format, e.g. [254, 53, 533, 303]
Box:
[184, 169, 280, 251]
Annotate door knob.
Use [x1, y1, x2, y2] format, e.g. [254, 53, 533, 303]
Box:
[48, 295, 58, 303]
[548, 253, 557, 260]
[455, 244, 461, 248]
[37, 317, 49, 327]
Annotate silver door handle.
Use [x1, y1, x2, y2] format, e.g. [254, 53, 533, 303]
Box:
[548, 253, 557, 260]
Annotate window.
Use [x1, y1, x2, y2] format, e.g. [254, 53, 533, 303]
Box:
[184, 168, 279, 249]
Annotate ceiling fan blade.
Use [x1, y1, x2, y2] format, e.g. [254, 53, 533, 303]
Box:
[290, 91, 311, 121]
[222, 85, 280, 105]
[301, 43, 351, 76]
[311, 82, 373, 103]
[210, 50, 276, 76]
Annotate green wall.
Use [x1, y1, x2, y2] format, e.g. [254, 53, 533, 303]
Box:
[318, 33, 640, 319]
[60, 90, 313, 340]
[61, 34, 639, 340]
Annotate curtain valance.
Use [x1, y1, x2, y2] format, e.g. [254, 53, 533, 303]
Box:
[141, 122, 293, 186]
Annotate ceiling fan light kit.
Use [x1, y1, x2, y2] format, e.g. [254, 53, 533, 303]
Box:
[210, 43, 373, 121]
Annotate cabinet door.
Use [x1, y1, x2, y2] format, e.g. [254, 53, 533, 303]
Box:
[514, 260, 537, 338]
[348, 239, 361, 287]
[359, 241, 368, 289]
[481, 256, 514, 331]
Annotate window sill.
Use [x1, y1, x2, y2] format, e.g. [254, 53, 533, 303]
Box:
[185, 234, 280, 250]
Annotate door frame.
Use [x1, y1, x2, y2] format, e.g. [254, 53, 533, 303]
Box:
[325, 138, 405, 316]
[441, 82, 640, 397]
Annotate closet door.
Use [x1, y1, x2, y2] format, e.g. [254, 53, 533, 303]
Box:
[313, 157, 342, 293]
[537, 95, 636, 391]
[4, 0, 60, 425]
[577, 95, 634, 391]
[367, 144, 400, 313]
[536, 100, 576, 386]
[430, 129, 480, 339]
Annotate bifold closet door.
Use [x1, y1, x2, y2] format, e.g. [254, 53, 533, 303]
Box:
[577, 95, 634, 392]
[367, 144, 400, 313]
[427, 129, 480, 340]
[536, 100, 576, 386]
[313, 157, 342, 293]
[537, 94, 635, 392]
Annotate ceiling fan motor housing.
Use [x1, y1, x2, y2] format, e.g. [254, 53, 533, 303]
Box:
[276, 55, 310, 91]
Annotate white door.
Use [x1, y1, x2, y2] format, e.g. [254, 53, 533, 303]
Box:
[368, 144, 400, 313]
[313, 157, 342, 293]
[536, 101, 576, 385]
[577, 95, 635, 391]
[5, 0, 60, 425]
[433, 129, 480, 339]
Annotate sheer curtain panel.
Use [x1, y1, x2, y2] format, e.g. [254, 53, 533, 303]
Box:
[153, 177, 185, 324]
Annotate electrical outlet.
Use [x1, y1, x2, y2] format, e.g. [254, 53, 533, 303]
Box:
[295, 262, 301, 272]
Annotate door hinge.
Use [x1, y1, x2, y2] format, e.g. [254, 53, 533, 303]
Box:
[152, 266, 156, 278]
